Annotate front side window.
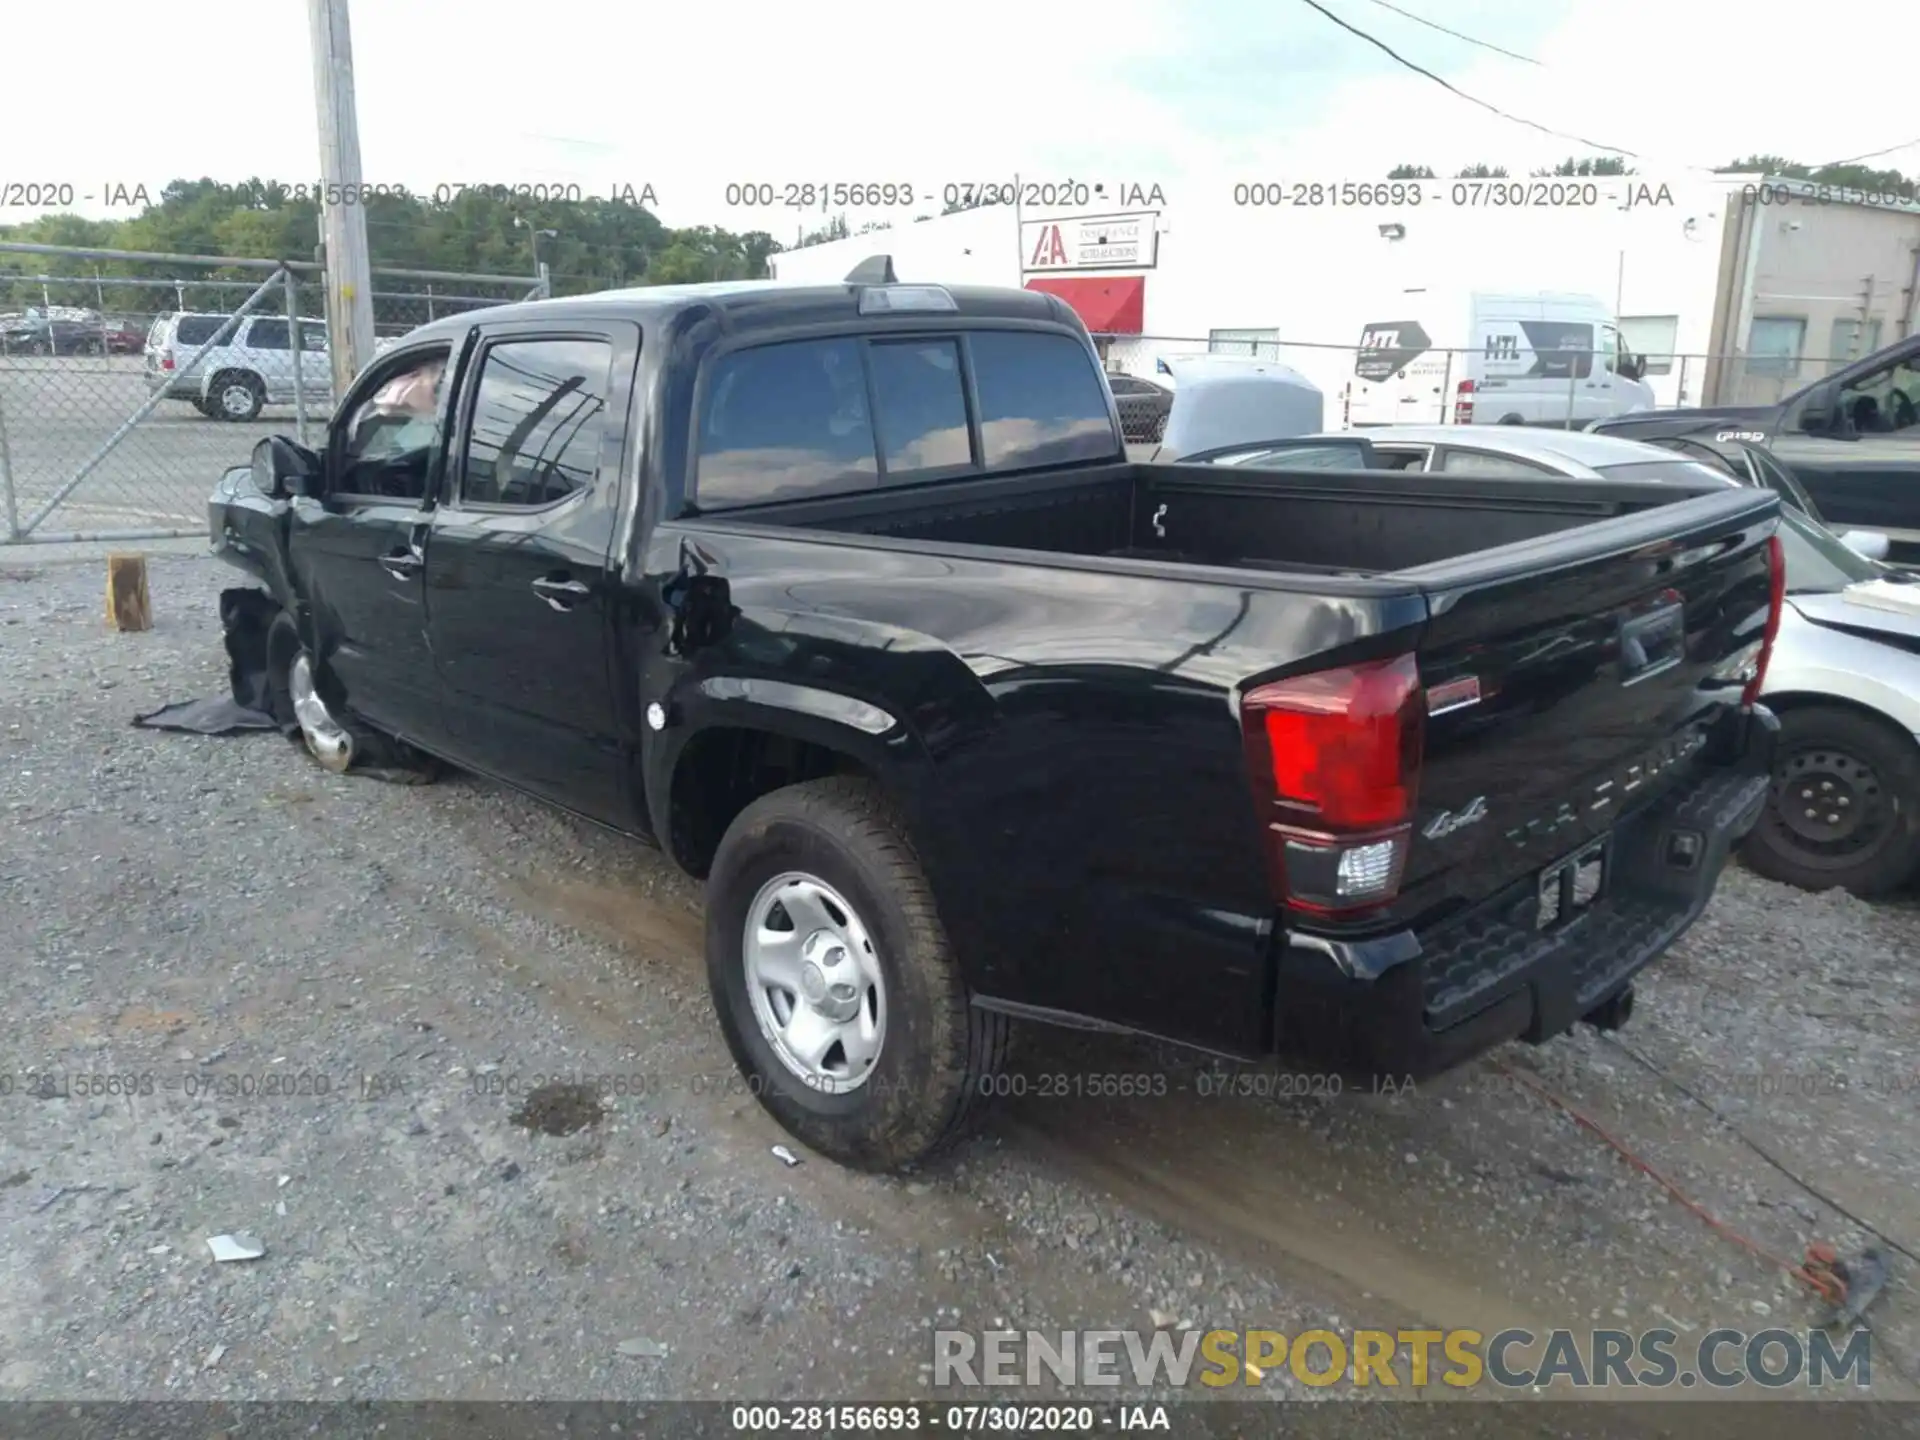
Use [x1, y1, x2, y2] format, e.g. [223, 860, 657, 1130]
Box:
[248, 318, 290, 351]
[1835, 350, 1920, 435]
[460, 338, 612, 507]
[336, 348, 450, 500]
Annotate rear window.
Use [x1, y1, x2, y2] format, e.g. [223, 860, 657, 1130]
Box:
[174, 316, 229, 347]
[1595, 460, 1737, 486]
[969, 330, 1115, 469]
[693, 328, 1117, 510]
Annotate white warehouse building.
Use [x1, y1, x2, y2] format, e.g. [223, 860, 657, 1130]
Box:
[768, 175, 1920, 416]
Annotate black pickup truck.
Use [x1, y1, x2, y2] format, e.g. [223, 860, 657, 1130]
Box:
[208, 260, 1784, 1172]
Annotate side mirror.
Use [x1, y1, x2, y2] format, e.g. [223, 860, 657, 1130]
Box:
[251, 435, 322, 500]
[1841, 529, 1891, 560]
[1794, 380, 1840, 436]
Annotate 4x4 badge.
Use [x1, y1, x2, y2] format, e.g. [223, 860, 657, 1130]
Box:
[1423, 796, 1489, 840]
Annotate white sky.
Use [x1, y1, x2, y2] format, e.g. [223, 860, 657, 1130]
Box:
[2, 0, 1916, 247]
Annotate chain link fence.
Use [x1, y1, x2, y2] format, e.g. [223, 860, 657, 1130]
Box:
[0, 242, 545, 544]
[1093, 333, 1879, 430]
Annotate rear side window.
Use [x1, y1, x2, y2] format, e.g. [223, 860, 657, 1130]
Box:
[175, 316, 228, 347]
[461, 337, 613, 507]
[697, 338, 878, 509]
[248, 319, 290, 350]
[1437, 449, 1551, 477]
[969, 330, 1115, 468]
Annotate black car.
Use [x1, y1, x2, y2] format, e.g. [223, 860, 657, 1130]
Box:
[1106, 370, 1172, 442]
[206, 260, 1781, 1172]
[0, 315, 110, 355]
[1591, 332, 1920, 563]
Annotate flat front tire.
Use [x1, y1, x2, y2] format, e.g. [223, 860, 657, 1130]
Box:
[705, 776, 1010, 1173]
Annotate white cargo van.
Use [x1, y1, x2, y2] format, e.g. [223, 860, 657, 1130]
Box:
[1345, 291, 1654, 428]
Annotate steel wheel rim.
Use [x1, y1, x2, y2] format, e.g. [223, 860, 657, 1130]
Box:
[221, 383, 255, 416]
[1765, 745, 1892, 870]
[288, 652, 353, 771]
[742, 872, 886, 1093]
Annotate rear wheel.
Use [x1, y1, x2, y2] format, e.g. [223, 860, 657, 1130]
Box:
[705, 776, 1011, 1172]
[1743, 705, 1920, 897]
[212, 371, 264, 422]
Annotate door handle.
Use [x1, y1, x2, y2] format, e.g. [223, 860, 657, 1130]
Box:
[378, 549, 422, 580]
[531, 574, 591, 611]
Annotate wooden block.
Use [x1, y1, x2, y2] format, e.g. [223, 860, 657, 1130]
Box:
[106, 553, 151, 632]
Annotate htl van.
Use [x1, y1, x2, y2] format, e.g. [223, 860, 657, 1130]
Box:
[1346, 291, 1654, 428]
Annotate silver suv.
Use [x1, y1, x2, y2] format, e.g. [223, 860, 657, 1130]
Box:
[145, 311, 333, 421]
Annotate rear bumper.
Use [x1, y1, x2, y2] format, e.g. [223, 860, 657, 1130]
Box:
[1274, 705, 1778, 1080]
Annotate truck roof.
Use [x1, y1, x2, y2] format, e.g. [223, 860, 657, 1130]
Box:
[405, 277, 1078, 345]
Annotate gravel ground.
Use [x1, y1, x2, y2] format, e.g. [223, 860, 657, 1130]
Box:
[3, 551, 1918, 1417]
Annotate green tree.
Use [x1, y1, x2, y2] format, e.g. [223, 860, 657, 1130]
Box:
[1715, 154, 1914, 194]
[1454, 163, 1510, 178]
[1531, 156, 1635, 177]
[1387, 164, 1436, 179]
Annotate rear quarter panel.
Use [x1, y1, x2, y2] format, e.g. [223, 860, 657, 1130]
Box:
[640, 521, 1428, 1055]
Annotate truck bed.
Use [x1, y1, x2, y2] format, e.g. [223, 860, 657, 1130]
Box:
[730, 460, 1728, 580]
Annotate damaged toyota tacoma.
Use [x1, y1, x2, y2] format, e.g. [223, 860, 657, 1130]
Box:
[207, 260, 1784, 1172]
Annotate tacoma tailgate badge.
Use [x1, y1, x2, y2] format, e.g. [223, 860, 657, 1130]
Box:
[1423, 795, 1489, 840]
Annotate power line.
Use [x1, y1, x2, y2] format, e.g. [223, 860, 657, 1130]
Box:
[1809, 135, 1920, 171]
[1358, 0, 1540, 65]
[1295, 0, 1636, 158]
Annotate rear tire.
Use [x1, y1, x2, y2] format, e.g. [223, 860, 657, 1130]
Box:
[1742, 705, 1920, 897]
[211, 371, 265, 422]
[1498, 413, 1526, 425]
[705, 776, 1011, 1173]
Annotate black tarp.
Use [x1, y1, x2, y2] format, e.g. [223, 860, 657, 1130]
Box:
[132, 588, 296, 737]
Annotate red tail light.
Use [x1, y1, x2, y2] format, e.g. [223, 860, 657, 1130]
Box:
[1241, 654, 1426, 919]
[160, 352, 174, 371]
[1453, 379, 1475, 424]
[1742, 533, 1786, 706]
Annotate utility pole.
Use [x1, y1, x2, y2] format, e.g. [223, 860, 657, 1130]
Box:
[308, 0, 376, 396]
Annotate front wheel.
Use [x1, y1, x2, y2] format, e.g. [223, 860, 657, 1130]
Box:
[1742, 705, 1920, 897]
[705, 776, 1010, 1172]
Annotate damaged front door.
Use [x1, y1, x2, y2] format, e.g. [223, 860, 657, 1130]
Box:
[290, 342, 456, 742]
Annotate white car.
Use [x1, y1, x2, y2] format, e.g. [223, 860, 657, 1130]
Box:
[1182, 421, 1920, 898]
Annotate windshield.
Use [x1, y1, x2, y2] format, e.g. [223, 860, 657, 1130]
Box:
[1778, 506, 1890, 594]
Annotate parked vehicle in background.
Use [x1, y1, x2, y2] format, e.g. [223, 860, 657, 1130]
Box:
[146, 310, 332, 421]
[1346, 290, 1654, 429]
[0, 311, 111, 355]
[206, 262, 1782, 1172]
[1590, 333, 1920, 564]
[1188, 422, 1920, 899]
[1105, 370, 1173, 442]
[100, 317, 147, 354]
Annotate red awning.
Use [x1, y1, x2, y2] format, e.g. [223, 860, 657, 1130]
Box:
[1024, 274, 1145, 335]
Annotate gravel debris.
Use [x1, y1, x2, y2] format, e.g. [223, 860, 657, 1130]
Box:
[3, 553, 1918, 1409]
